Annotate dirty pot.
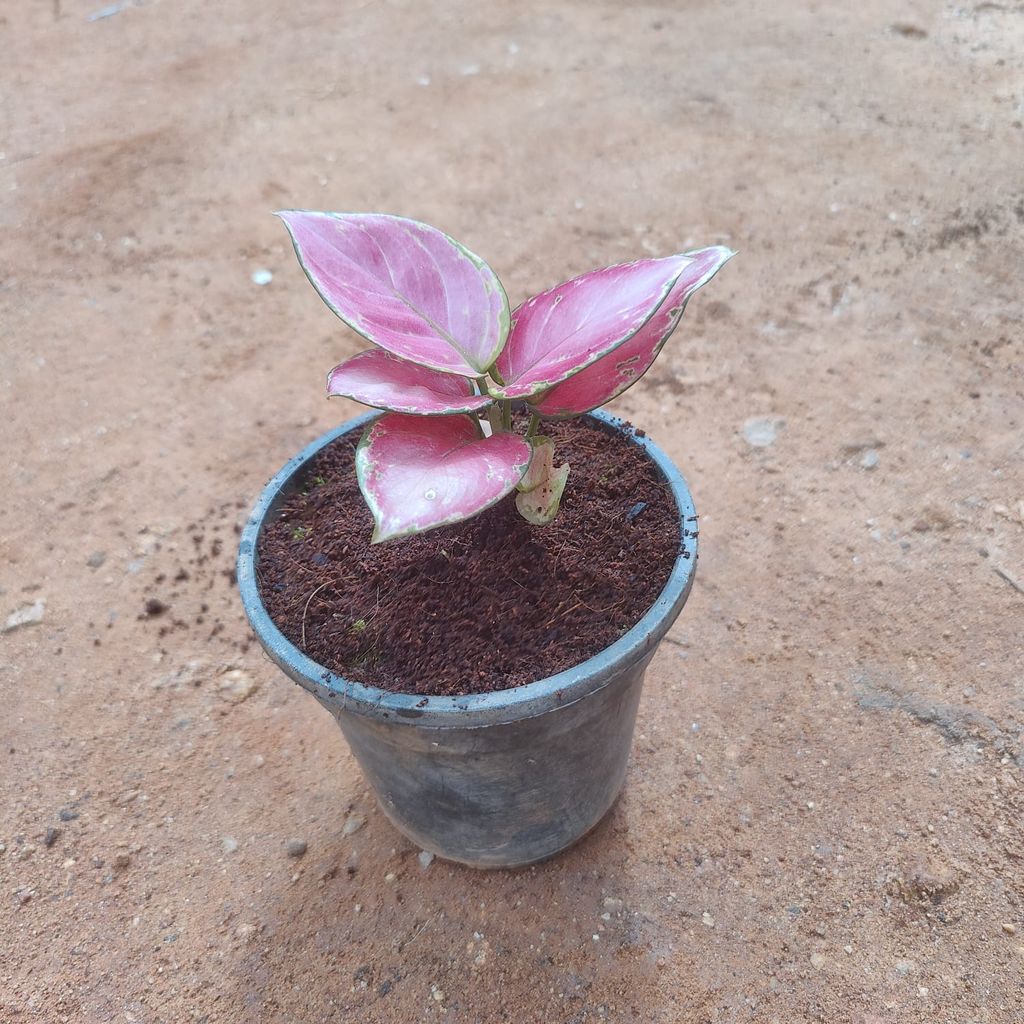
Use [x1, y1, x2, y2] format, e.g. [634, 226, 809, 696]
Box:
[236, 410, 698, 868]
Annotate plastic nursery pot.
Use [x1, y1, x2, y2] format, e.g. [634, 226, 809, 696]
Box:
[237, 410, 698, 869]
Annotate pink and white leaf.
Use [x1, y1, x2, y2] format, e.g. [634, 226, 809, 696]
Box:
[493, 254, 706, 399]
[278, 211, 510, 376]
[528, 246, 735, 417]
[327, 350, 492, 416]
[356, 413, 532, 543]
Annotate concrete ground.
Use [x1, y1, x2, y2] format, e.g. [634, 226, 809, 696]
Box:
[2, 0, 1023, 1020]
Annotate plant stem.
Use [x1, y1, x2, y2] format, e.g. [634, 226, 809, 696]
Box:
[501, 400, 512, 432]
[526, 413, 541, 438]
[486, 405, 503, 435]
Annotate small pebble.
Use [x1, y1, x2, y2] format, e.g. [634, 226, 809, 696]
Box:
[860, 449, 880, 470]
[1003, 923, 1017, 935]
[16, 844, 36, 861]
[895, 958, 916, 976]
[742, 416, 783, 448]
[418, 850, 435, 869]
[626, 501, 648, 522]
[286, 838, 307, 858]
[43, 827, 60, 848]
[222, 836, 239, 855]
[701, 912, 715, 928]
[112, 851, 130, 869]
[217, 668, 259, 704]
[59, 808, 79, 822]
[341, 814, 365, 837]
[251, 269, 273, 286]
[4, 599, 46, 632]
[86, 551, 107, 569]
[810, 952, 826, 969]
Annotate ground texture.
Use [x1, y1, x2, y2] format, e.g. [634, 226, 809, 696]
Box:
[2, 1, 1023, 1021]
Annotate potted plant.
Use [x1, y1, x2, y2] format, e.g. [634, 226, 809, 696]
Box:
[237, 212, 733, 867]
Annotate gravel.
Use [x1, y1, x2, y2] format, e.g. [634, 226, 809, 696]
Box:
[286, 838, 308, 858]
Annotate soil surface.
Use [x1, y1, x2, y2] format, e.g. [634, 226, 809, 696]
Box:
[257, 417, 681, 695]
[2, 1, 1023, 1021]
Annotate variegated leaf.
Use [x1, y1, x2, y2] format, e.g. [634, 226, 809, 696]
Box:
[528, 246, 734, 417]
[356, 413, 532, 543]
[278, 211, 510, 376]
[327, 350, 492, 416]
[492, 255, 702, 399]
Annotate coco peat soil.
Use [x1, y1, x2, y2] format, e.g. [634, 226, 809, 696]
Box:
[257, 416, 681, 695]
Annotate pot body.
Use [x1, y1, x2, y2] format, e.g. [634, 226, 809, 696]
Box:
[330, 650, 653, 866]
[237, 411, 698, 868]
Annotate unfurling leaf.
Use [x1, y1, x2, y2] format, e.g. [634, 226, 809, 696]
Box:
[356, 413, 532, 543]
[516, 437, 555, 492]
[528, 246, 735, 417]
[492, 255, 706, 399]
[278, 211, 509, 376]
[516, 462, 570, 525]
[327, 350, 492, 415]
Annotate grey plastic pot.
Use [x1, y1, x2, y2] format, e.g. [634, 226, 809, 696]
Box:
[237, 410, 698, 868]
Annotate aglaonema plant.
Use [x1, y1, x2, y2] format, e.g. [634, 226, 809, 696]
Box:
[278, 211, 734, 543]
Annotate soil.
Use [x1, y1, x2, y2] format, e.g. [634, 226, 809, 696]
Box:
[3, 2, 1024, 1022]
[257, 417, 681, 695]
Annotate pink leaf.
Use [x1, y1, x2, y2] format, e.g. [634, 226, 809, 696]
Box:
[327, 350, 492, 416]
[528, 246, 734, 417]
[493, 254, 711, 399]
[356, 414, 532, 543]
[278, 211, 510, 376]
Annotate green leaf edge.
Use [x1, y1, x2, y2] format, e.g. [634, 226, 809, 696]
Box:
[277, 210, 512, 378]
[495, 248, 737, 403]
[355, 414, 532, 544]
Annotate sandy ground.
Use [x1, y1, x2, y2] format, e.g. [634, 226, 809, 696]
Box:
[2, 0, 1023, 1020]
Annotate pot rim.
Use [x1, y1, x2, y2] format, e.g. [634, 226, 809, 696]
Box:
[237, 409, 698, 728]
